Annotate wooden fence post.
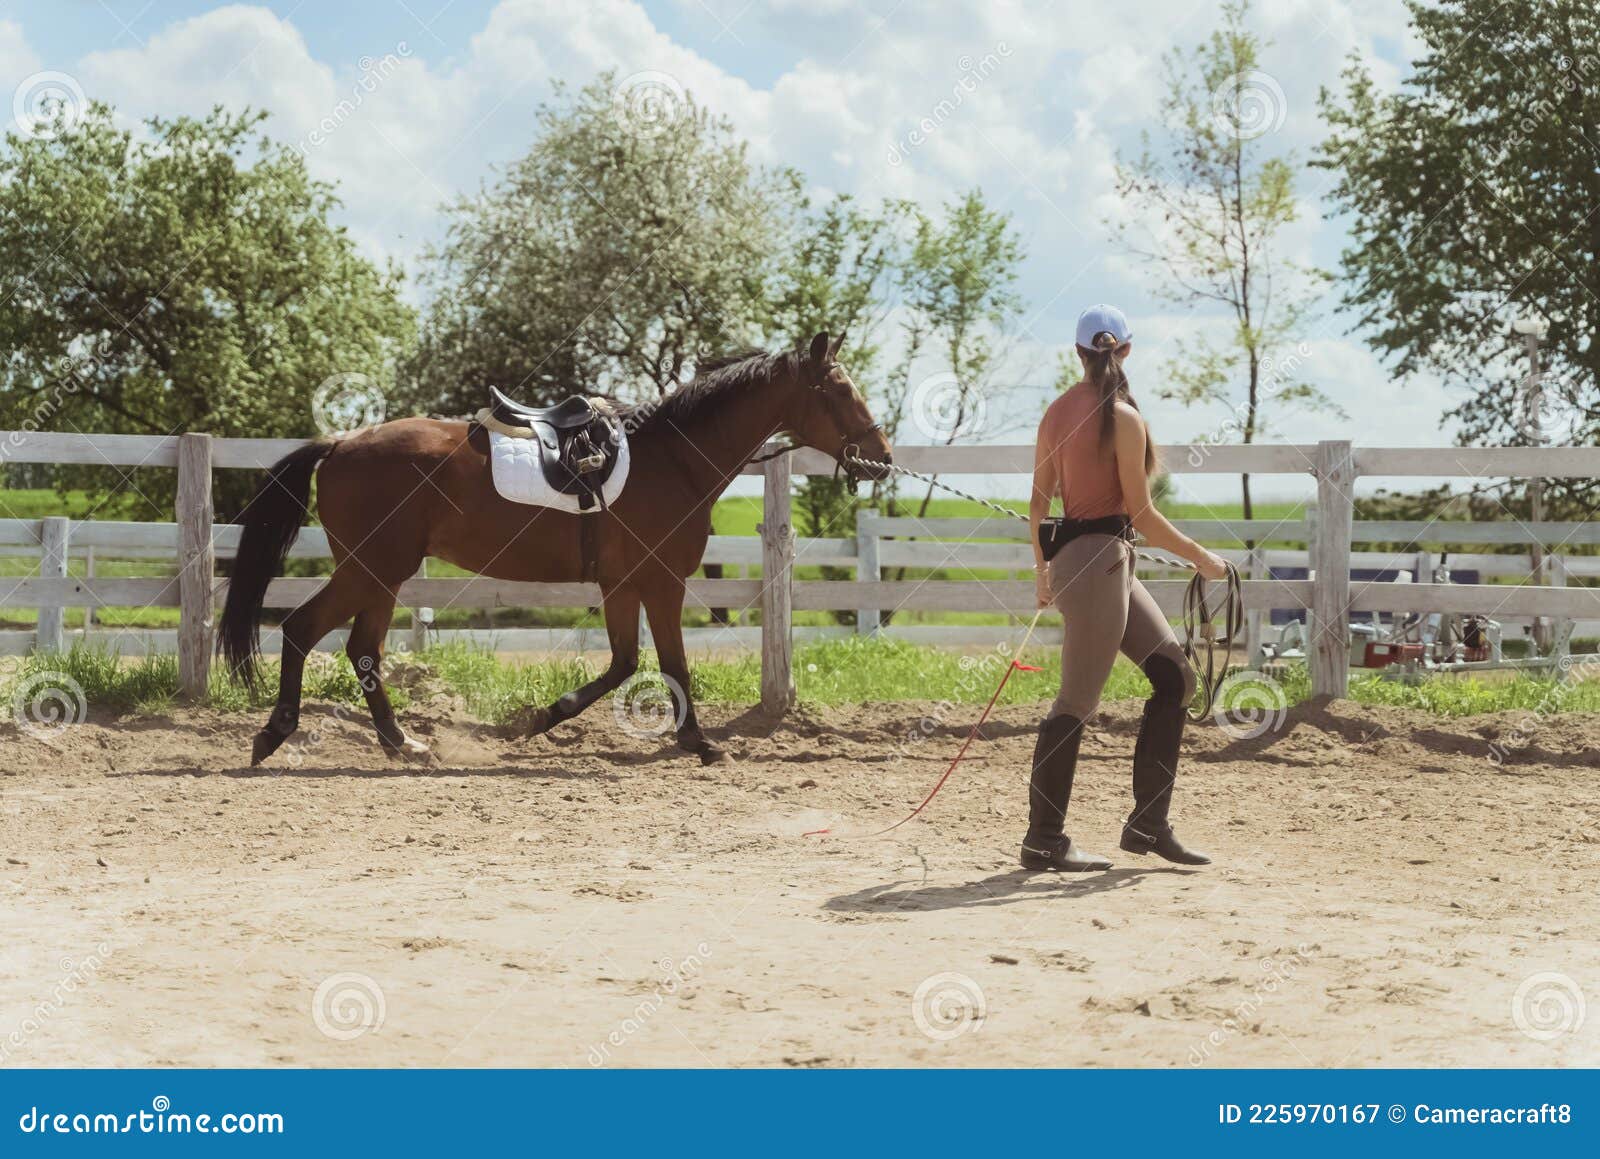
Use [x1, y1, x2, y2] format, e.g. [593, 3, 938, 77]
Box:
[37, 516, 69, 654]
[1243, 545, 1264, 668]
[410, 557, 432, 654]
[1302, 503, 1319, 659]
[855, 508, 879, 637]
[1311, 440, 1354, 698]
[1550, 554, 1571, 663]
[759, 452, 795, 713]
[84, 545, 96, 628]
[176, 432, 215, 700]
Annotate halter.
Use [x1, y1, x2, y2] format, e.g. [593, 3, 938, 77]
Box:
[745, 360, 886, 486]
[835, 419, 884, 486]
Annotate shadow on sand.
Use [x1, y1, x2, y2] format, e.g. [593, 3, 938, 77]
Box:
[106, 762, 620, 781]
[824, 864, 1196, 913]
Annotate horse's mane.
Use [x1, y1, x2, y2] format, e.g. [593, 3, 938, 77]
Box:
[615, 348, 801, 432]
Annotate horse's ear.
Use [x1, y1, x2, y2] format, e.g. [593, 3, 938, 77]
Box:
[828, 329, 847, 360]
[809, 332, 831, 366]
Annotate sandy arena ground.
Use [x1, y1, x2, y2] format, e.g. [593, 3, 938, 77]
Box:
[3, 693, 1597, 1068]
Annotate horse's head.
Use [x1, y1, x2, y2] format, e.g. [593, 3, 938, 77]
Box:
[787, 331, 894, 485]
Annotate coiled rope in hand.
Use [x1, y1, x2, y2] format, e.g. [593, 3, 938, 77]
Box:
[1180, 557, 1243, 720]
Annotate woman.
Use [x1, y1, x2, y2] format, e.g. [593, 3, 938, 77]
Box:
[1022, 304, 1228, 872]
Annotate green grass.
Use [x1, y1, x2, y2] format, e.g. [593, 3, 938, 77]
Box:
[0, 488, 151, 521]
[5, 639, 1595, 726]
[2, 644, 414, 716]
[1344, 670, 1600, 715]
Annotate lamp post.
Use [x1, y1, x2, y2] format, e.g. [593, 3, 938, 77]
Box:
[1512, 316, 1550, 652]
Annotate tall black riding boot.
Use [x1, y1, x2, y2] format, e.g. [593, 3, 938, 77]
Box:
[1120, 654, 1211, 865]
[1020, 714, 1111, 871]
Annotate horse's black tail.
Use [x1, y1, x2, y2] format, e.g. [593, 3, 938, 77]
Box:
[219, 440, 335, 690]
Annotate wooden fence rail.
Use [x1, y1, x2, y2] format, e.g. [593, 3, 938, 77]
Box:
[4, 433, 1600, 708]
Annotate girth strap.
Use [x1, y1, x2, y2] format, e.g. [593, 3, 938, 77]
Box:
[579, 512, 598, 583]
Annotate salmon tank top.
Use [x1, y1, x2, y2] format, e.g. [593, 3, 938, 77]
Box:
[1044, 382, 1126, 520]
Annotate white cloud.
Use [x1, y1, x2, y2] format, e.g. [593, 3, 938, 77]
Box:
[15, 0, 1450, 476]
[0, 19, 42, 92]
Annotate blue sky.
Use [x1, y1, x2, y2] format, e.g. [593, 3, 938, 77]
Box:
[2, 1, 1455, 500]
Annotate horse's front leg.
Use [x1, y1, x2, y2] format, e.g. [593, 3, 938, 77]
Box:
[641, 583, 728, 765]
[522, 587, 640, 735]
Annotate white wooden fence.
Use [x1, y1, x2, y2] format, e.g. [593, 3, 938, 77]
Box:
[2, 433, 1598, 710]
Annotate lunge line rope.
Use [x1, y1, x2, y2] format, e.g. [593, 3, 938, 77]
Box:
[803, 607, 1046, 839]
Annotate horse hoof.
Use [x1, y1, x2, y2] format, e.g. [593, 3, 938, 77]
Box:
[511, 706, 553, 737]
[699, 747, 732, 766]
[251, 728, 289, 767]
[382, 735, 432, 760]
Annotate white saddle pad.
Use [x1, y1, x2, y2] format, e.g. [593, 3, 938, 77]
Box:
[487, 429, 630, 513]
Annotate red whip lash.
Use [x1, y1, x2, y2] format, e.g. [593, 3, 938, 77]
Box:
[804, 608, 1045, 840]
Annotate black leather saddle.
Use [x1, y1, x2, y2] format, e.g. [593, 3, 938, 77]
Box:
[488, 387, 600, 430]
[483, 386, 622, 509]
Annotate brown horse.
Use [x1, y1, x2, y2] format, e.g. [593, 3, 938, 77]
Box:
[219, 332, 892, 767]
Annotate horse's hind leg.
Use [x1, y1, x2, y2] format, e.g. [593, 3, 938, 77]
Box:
[251, 565, 370, 766]
[522, 587, 641, 735]
[347, 596, 428, 758]
[641, 583, 727, 765]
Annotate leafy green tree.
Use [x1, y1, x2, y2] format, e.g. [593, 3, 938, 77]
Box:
[887, 188, 1025, 520]
[410, 73, 797, 413]
[864, 190, 1026, 624]
[0, 104, 413, 515]
[1113, 0, 1333, 521]
[1319, 0, 1600, 510]
[767, 194, 908, 581]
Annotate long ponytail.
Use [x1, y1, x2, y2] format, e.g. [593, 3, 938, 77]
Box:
[1080, 330, 1157, 477]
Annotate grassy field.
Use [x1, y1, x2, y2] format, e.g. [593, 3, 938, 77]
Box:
[5, 638, 1597, 725]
